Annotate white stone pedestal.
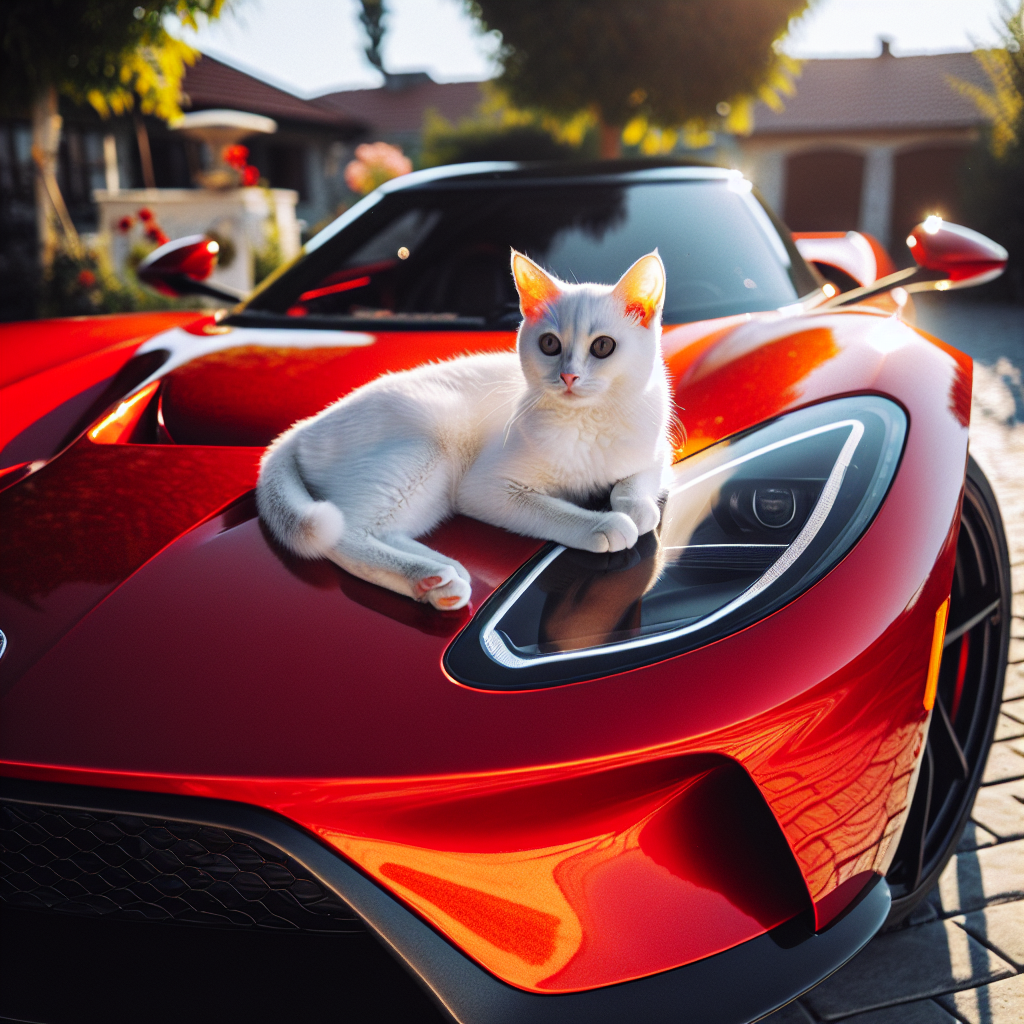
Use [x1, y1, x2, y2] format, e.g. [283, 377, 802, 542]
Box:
[93, 187, 300, 295]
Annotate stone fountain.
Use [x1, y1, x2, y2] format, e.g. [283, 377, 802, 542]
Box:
[94, 109, 301, 296]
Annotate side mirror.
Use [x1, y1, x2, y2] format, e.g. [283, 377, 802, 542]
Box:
[819, 218, 1007, 309]
[906, 217, 1008, 288]
[137, 235, 245, 303]
[794, 230, 897, 293]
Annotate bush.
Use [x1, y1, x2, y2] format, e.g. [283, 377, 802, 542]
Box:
[421, 122, 591, 166]
[40, 241, 197, 317]
[954, 2, 1024, 302]
[419, 88, 595, 168]
[960, 137, 1023, 303]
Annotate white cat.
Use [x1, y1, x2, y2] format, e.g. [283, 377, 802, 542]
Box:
[256, 250, 672, 610]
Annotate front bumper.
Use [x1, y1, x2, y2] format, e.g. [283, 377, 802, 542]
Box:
[1, 777, 890, 1024]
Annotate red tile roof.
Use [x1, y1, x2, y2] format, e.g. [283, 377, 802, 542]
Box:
[182, 55, 366, 131]
[752, 51, 991, 134]
[183, 51, 993, 142]
[314, 79, 485, 135]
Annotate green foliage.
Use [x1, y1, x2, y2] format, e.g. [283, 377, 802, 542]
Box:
[40, 241, 198, 317]
[463, 0, 808, 133]
[420, 85, 598, 167]
[253, 228, 284, 286]
[0, 0, 227, 120]
[252, 186, 286, 285]
[420, 92, 596, 166]
[950, 2, 1023, 159]
[956, 2, 1024, 301]
[204, 230, 237, 269]
[421, 122, 592, 166]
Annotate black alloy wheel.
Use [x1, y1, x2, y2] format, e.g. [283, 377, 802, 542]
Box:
[884, 456, 1011, 927]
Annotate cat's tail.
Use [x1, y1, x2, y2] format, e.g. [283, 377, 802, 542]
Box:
[255, 432, 345, 558]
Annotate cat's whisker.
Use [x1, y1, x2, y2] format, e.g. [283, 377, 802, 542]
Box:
[476, 380, 523, 400]
[502, 395, 540, 441]
[502, 393, 542, 447]
[477, 398, 520, 424]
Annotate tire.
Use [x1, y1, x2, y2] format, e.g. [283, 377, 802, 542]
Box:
[884, 455, 1011, 928]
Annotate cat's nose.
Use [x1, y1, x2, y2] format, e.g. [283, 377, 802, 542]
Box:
[560, 373, 579, 391]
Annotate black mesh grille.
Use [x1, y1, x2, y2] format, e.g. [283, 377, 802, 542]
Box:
[0, 801, 365, 932]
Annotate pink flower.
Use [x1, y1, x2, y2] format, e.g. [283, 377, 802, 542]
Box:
[344, 142, 412, 196]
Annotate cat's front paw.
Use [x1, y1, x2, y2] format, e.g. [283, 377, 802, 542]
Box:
[417, 570, 472, 611]
[616, 496, 661, 535]
[586, 511, 639, 553]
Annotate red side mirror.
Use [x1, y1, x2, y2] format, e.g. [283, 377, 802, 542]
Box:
[136, 235, 244, 303]
[137, 235, 220, 295]
[907, 218, 1008, 287]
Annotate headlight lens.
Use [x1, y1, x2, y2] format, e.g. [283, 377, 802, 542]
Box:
[446, 396, 907, 689]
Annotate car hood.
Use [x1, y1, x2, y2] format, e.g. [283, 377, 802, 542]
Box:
[0, 307, 971, 992]
[1, 304, 967, 774]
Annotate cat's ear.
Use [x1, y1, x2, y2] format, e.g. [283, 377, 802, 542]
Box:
[612, 250, 666, 328]
[511, 250, 561, 320]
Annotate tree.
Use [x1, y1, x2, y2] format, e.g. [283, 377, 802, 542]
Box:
[952, 1, 1024, 301]
[1, 0, 228, 269]
[463, 0, 809, 156]
[420, 85, 597, 167]
[359, 0, 387, 76]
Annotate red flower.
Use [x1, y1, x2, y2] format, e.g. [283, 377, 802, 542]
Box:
[146, 227, 169, 246]
[117, 215, 134, 233]
[137, 207, 153, 222]
[223, 144, 249, 170]
[77, 269, 97, 288]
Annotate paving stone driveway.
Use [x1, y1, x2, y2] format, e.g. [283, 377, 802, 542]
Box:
[764, 297, 1024, 1024]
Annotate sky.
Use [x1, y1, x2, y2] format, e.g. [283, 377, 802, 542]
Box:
[178, 0, 1010, 98]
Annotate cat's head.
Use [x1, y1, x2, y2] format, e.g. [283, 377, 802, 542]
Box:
[511, 250, 666, 407]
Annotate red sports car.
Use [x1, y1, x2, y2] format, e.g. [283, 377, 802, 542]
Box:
[0, 161, 1012, 1024]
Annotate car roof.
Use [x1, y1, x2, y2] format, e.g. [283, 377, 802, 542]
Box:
[383, 158, 740, 193]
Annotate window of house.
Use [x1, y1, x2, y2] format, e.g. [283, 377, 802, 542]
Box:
[0, 123, 35, 208]
[267, 144, 307, 198]
[59, 130, 107, 207]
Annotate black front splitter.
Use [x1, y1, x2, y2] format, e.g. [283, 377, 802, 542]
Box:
[1, 777, 889, 1024]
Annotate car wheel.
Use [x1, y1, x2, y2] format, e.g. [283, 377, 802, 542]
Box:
[884, 455, 1011, 928]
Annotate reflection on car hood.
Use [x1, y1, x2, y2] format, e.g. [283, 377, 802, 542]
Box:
[0, 306, 964, 774]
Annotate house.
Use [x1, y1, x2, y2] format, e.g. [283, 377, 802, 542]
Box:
[314, 46, 993, 257]
[0, 55, 367, 318]
[0, 57, 365, 236]
[315, 75, 486, 161]
[735, 43, 991, 251]
[0, 43, 995, 320]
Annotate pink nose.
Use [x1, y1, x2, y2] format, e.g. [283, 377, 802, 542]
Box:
[560, 373, 579, 390]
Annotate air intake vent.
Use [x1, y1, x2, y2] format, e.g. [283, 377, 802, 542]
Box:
[0, 802, 364, 932]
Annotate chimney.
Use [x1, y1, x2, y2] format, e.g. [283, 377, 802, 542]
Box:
[879, 37, 893, 57]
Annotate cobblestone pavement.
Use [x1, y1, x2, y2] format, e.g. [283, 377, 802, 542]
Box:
[764, 297, 1024, 1024]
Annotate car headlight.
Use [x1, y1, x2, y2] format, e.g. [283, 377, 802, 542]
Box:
[446, 396, 907, 689]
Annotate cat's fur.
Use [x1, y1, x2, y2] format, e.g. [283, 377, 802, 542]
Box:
[256, 250, 672, 610]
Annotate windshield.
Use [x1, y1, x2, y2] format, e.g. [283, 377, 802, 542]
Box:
[242, 177, 819, 328]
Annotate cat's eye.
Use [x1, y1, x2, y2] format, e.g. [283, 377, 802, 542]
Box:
[590, 336, 616, 359]
[538, 333, 562, 356]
